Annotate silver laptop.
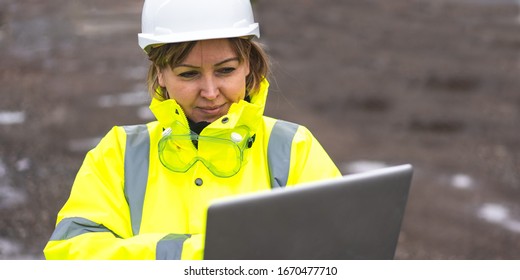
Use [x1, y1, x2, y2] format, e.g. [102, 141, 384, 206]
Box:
[204, 164, 413, 260]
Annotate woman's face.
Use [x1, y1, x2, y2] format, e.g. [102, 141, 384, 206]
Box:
[157, 39, 250, 123]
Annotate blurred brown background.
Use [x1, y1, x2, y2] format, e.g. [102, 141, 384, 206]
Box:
[0, 0, 519, 259]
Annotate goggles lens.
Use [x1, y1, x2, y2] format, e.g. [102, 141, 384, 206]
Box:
[158, 125, 252, 178]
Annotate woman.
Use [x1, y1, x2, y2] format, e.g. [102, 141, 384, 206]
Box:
[44, 0, 341, 260]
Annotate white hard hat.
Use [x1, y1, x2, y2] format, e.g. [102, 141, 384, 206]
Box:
[138, 0, 260, 53]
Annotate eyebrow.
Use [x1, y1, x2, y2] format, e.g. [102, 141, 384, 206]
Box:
[173, 57, 240, 69]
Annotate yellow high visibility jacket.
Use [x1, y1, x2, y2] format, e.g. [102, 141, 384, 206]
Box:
[43, 79, 341, 260]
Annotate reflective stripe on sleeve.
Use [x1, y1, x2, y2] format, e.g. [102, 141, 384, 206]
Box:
[49, 217, 118, 241]
[123, 125, 150, 236]
[156, 234, 191, 260]
[267, 120, 299, 188]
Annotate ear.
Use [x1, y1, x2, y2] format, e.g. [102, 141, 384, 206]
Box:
[245, 59, 251, 76]
[157, 66, 166, 87]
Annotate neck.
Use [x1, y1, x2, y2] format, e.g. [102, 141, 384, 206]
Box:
[188, 118, 210, 135]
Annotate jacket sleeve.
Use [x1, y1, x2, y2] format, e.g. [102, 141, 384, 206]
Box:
[286, 125, 342, 186]
[43, 126, 203, 260]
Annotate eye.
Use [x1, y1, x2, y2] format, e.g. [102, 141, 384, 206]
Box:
[217, 67, 236, 75]
[178, 71, 199, 79]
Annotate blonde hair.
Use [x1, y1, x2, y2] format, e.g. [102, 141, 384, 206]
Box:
[146, 38, 270, 101]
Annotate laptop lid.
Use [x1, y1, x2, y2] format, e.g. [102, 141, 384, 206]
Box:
[204, 164, 413, 260]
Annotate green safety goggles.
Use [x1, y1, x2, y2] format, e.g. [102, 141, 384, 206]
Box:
[158, 123, 255, 178]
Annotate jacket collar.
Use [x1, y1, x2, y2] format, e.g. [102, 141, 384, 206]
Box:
[149, 79, 269, 135]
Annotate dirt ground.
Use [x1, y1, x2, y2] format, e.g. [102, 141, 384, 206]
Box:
[0, 0, 519, 259]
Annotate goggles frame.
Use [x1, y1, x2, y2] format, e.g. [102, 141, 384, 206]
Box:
[158, 124, 255, 178]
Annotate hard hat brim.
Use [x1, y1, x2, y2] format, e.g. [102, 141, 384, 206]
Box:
[138, 24, 260, 53]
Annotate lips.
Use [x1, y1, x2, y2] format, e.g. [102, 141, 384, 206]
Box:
[197, 104, 226, 116]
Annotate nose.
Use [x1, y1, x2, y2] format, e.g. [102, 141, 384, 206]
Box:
[199, 75, 219, 100]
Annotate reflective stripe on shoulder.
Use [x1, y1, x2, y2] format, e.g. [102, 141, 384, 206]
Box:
[267, 120, 299, 188]
[49, 217, 118, 241]
[123, 125, 150, 236]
